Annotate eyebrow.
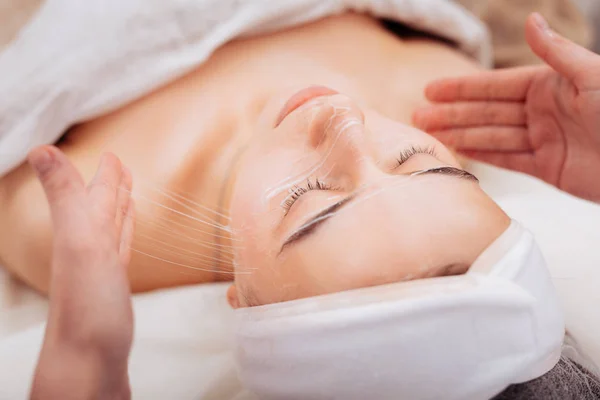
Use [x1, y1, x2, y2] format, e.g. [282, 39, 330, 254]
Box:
[279, 166, 477, 254]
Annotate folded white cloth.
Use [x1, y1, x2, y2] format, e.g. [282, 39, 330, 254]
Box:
[0, 0, 490, 177]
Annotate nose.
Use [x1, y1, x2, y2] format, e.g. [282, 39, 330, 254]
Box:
[308, 93, 366, 150]
[307, 94, 382, 186]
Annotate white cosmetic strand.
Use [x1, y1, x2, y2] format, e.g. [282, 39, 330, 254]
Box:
[263, 102, 359, 204]
[265, 117, 361, 203]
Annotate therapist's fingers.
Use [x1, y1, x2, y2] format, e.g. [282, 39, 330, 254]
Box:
[119, 200, 135, 267]
[114, 166, 133, 235]
[424, 66, 540, 102]
[87, 153, 123, 224]
[413, 102, 526, 131]
[526, 13, 600, 90]
[430, 127, 532, 152]
[28, 146, 85, 230]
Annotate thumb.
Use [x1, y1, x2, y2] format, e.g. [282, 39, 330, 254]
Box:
[28, 146, 85, 227]
[525, 12, 600, 90]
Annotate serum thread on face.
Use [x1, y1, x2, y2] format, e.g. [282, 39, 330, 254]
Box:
[263, 102, 360, 203]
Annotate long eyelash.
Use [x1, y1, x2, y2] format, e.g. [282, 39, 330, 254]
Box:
[282, 178, 332, 214]
[395, 145, 437, 168]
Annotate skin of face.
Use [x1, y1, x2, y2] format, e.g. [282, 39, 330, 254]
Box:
[227, 86, 510, 307]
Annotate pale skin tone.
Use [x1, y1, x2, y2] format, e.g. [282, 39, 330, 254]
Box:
[226, 87, 509, 306]
[23, 11, 600, 398]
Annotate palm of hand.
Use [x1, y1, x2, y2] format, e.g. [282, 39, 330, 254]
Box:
[412, 13, 600, 202]
[51, 213, 134, 361]
[38, 150, 136, 362]
[412, 63, 600, 203]
[526, 68, 600, 200]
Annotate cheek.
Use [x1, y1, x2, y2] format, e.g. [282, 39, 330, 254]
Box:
[280, 226, 406, 297]
[230, 150, 279, 225]
[229, 152, 293, 273]
[230, 138, 323, 232]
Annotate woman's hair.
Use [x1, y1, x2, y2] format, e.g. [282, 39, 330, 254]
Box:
[494, 355, 600, 400]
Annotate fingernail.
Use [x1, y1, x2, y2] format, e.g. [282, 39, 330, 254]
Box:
[532, 13, 554, 36]
[28, 147, 55, 176]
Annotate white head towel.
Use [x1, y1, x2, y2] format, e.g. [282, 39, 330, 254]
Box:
[234, 221, 564, 400]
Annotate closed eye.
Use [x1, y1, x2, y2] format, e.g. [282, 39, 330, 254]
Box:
[281, 178, 336, 215]
[394, 145, 438, 169]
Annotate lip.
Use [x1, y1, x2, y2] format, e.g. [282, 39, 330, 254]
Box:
[275, 85, 339, 127]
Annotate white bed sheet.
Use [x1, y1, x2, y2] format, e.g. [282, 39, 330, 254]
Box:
[1, 162, 599, 399]
[0, 276, 253, 400]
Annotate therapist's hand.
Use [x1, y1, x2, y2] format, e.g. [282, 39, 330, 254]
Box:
[28, 146, 135, 400]
[413, 13, 600, 202]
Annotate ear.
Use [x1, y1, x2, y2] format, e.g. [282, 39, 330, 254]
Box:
[227, 284, 240, 309]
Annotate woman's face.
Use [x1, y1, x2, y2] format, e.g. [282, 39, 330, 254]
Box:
[227, 86, 509, 307]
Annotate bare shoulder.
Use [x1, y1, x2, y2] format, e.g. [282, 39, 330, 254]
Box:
[0, 133, 118, 293]
[0, 123, 227, 294]
[0, 159, 54, 293]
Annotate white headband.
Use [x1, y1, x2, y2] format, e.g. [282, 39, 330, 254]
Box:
[234, 221, 565, 400]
